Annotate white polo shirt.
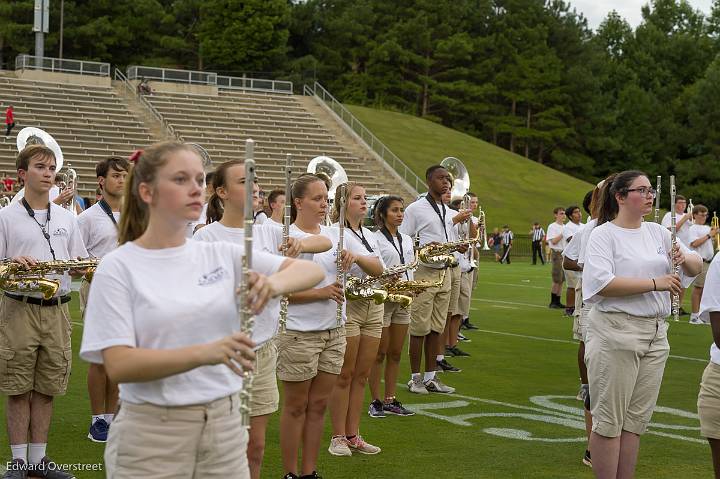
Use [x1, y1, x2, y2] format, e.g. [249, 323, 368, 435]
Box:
[373, 229, 415, 281]
[688, 224, 715, 262]
[400, 196, 452, 268]
[547, 221, 565, 251]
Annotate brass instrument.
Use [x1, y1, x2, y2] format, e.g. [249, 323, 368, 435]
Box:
[0, 197, 10, 208]
[345, 276, 388, 304]
[440, 157, 469, 202]
[0, 258, 100, 299]
[335, 184, 347, 326]
[654, 176, 661, 223]
[712, 211, 720, 252]
[278, 153, 292, 333]
[417, 229, 480, 268]
[65, 164, 78, 213]
[478, 206, 490, 251]
[308, 156, 348, 226]
[187, 143, 213, 170]
[688, 198, 695, 225]
[384, 269, 447, 299]
[670, 176, 680, 322]
[238, 139, 256, 427]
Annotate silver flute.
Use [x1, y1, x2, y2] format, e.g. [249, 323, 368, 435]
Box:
[239, 139, 256, 426]
[670, 175, 680, 322]
[336, 184, 347, 327]
[654, 175, 661, 223]
[278, 153, 292, 333]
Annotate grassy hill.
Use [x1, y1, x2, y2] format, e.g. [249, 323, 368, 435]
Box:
[347, 105, 594, 233]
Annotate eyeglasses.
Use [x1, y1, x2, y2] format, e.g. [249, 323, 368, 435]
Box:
[626, 187, 657, 197]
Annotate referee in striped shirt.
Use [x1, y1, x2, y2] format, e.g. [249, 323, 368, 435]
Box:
[500, 224, 513, 264]
[530, 222, 545, 265]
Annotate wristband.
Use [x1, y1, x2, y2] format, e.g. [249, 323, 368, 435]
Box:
[652, 278, 656, 291]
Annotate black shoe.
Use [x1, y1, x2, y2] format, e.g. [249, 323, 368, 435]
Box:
[300, 472, 322, 479]
[283, 475, 299, 479]
[28, 457, 75, 479]
[3, 459, 28, 479]
[450, 346, 470, 357]
[582, 449, 592, 467]
[436, 359, 462, 373]
[457, 332, 471, 342]
[463, 318, 479, 330]
[444, 346, 456, 357]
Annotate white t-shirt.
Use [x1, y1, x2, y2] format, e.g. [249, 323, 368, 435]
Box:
[563, 232, 581, 262]
[254, 211, 267, 225]
[577, 219, 598, 267]
[0, 201, 87, 298]
[80, 240, 284, 406]
[11, 185, 60, 204]
[563, 221, 581, 243]
[547, 222, 565, 251]
[340, 224, 383, 279]
[77, 202, 119, 259]
[699, 254, 720, 364]
[193, 222, 286, 348]
[662, 211, 691, 246]
[582, 221, 698, 317]
[453, 222, 473, 272]
[400, 197, 452, 267]
[688, 224, 714, 262]
[373, 229, 415, 281]
[185, 203, 209, 238]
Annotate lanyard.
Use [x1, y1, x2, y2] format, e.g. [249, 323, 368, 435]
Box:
[425, 194, 449, 241]
[380, 227, 409, 280]
[349, 223, 374, 253]
[97, 199, 118, 226]
[21, 198, 56, 260]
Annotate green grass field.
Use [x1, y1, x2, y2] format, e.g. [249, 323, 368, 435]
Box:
[347, 105, 594, 233]
[1, 261, 714, 478]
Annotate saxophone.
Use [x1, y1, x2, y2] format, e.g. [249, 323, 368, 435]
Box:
[0, 258, 100, 299]
[416, 228, 480, 267]
[384, 269, 447, 306]
[344, 252, 419, 304]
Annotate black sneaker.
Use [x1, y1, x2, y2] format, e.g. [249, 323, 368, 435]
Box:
[464, 320, 479, 330]
[299, 472, 322, 479]
[444, 346, 456, 357]
[28, 457, 76, 479]
[383, 399, 415, 416]
[3, 459, 28, 479]
[549, 302, 563, 309]
[436, 358, 462, 373]
[283, 475, 299, 479]
[449, 346, 470, 357]
[582, 449, 592, 467]
[368, 399, 386, 418]
[457, 333, 471, 342]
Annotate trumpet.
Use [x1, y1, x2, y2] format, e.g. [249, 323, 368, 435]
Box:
[238, 139, 256, 427]
[687, 198, 695, 225]
[0, 258, 100, 299]
[278, 153, 292, 333]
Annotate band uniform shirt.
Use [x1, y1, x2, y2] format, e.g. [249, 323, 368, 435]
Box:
[699, 254, 720, 364]
[563, 232, 582, 262]
[582, 221, 698, 317]
[452, 221, 472, 273]
[254, 211, 268, 225]
[77, 202, 119, 259]
[80, 240, 284, 406]
[547, 222, 565, 251]
[373, 230, 415, 281]
[337, 223, 384, 280]
[662, 211, 692, 246]
[400, 197, 451, 269]
[11, 185, 60, 205]
[689, 224, 715, 262]
[531, 227, 545, 242]
[577, 218, 598, 267]
[193, 221, 286, 349]
[563, 221, 581, 243]
[0, 202, 87, 298]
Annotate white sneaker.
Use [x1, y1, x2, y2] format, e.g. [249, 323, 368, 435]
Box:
[576, 384, 588, 402]
[347, 434, 381, 455]
[328, 435, 352, 456]
[407, 378, 429, 395]
[689, 316, 704, 325]
[424, 377, 455, 394]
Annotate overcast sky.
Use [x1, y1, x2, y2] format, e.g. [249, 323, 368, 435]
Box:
[570, 0, 715, 29]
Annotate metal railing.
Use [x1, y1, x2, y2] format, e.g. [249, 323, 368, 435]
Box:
[217, 75, 293, 94]
[304, 82, 425, 194]
[15, 54, 110, 76]
[114, 68, 182, 141]
[127, 66, 217, 85]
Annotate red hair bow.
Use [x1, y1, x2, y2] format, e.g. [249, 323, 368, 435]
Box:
[129, 149, 144, 164]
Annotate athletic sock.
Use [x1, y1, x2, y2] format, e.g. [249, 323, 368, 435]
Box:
[28, 443, 46, 464]
[423, 371, 435, 382]
[384, 396, 395, 404]
[411, 372, 421, 382]
[91, 414, 104, 425]
[103, 414, 115, 424]
[436, 355, 444, 362]
[10, 444, 28, 463]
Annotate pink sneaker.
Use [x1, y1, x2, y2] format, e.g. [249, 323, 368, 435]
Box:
[347, 434, 381, 454]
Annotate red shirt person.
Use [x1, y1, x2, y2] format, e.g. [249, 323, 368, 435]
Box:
[5, 106, 15, 136]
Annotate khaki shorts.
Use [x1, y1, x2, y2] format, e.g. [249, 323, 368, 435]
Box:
[382, 302, 411, 328]
[275, 327, 346, 382]
[448, 266, 462, 316]
[79, 278, 90, 317]
[472, 267, 479, 290]
[564, 269, 581, 289]
[346, 298, 384, 338]
[572, 279, 584, 341]
[105, 394, 249, 479]
[409, 265, 451, 337]
[551, 251, 565, 284]
[457, 271, 473, 318]
[0, 295, 72, 396]
[694, 261, 711, 288]
[698, 362, 720, 439]
[585, 309, 669, 437]
[250, 341, 279, 417]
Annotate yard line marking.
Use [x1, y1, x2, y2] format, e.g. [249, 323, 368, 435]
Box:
[490, 305, 518, 310]
[472, 298, 546, 309]
[482, 281, 546, 289]
[471, 328, 707, 362]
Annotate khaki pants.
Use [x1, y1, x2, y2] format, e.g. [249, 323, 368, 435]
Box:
[250, 341, 279, 417]
[585, 309, 669, 437]
[409, 265, 451, 337]
[447, 266, 462, 316]
[698, 362, 720, 439]
[105, 394, 250, 479]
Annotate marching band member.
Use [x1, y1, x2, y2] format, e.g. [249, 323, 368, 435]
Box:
[400, 165, 469, 395]
[77, 156, 129, 443]
[583, 170, 701, 478]
[193, 160, 331, 479]
[275, 174, 373, 479]
[79, 142, 324, 479]
[547, 207, 566, 309]
[368, 195, 416, 417]
[463, 192, 481, 331]
[563, 205, 583, 316]
[266, 188, 286, 226]
[1, 144, 88, 479]
[687, 204, 717, 325]
[662, 193, 692, 315]
[696, 251, 720, 477]
[328, 182, 384, 456]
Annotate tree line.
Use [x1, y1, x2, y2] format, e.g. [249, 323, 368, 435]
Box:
[2, 0, 720, 209]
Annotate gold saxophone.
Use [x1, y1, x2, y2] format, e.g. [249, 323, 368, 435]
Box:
[345, 251, 422, 305]
[416, 227, 480, 268]
[384, 269, 447, 307]
[0, 258, 100, 299]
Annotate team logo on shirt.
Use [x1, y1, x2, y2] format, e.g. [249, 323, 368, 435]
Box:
[198, 267, 228, 286]
[53, 227, 68, 237]
[657, 246, 666, 256]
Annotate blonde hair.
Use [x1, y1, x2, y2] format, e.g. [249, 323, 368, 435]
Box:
[118, 141, 195, 244]
[330, 182, 360, 224]
[290, 173, 327, 223]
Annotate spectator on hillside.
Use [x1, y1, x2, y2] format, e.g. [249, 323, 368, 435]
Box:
[5, 105, 15, 136]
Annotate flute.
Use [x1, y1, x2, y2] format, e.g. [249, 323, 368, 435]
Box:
[239, 139, 256, 426]
[669, 175, 680, 322]
[336, 184, 347, 327]
[278, 154, 292, 333]
[654, 175, 661, 223]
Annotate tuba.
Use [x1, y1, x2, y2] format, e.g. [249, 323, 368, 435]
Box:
[308, 156, 348, 225]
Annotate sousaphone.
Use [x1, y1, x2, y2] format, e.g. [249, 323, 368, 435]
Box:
[307, 155, 348, 199]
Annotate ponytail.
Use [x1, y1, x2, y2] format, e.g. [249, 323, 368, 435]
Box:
[203, 159, 243, 224]
[331, 182, 359, 224]
[118, 165, 148, 244]
[596, 170, 645, 226]
[206, 191, 224, 224]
